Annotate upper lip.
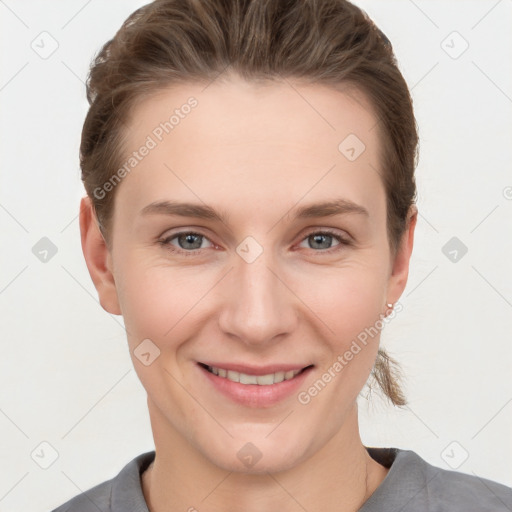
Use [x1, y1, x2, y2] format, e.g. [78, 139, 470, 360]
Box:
[198, 361, 313, 375]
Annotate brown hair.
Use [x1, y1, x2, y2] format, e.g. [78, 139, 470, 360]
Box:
[81, 0, 418, 407]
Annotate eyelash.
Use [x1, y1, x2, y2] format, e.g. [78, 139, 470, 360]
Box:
[157, 229, 352, 257]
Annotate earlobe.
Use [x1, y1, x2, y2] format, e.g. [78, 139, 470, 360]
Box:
[79, 196, 122, 316]
[386, 205, 418, 305]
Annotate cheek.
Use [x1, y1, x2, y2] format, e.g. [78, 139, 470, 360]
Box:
[292, 263, 388, 401]
[117, 265, 206, 413]
[338, 276, 386, 342]
[295, 262, 388, 342]
[116, 260, 212, 353]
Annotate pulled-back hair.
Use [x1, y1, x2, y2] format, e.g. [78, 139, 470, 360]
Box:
[81, 0, 419, 407]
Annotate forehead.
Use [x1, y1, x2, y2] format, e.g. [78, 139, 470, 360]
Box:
[115, 74, 384, 221]
[126, 74, 380, 155]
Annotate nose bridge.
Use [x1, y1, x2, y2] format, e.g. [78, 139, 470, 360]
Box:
[218, 236, 297, 345]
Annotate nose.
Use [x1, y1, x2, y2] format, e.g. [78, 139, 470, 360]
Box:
[218, 244, 298, 348]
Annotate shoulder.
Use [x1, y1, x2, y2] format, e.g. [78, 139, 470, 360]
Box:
[50, 451, 155, 512]
[423, 458, 512, 510]
[364, 447, 512, 511]
[50, 479, 113, 512]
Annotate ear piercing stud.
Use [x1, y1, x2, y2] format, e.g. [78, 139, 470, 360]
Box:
[385, 302, 394, 316]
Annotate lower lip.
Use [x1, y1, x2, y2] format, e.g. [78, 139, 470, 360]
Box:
[198, 364, 313, 408]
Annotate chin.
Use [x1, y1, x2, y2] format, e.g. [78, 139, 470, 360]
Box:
[212, 449, 305, 475]
[199, 428, 310, 475]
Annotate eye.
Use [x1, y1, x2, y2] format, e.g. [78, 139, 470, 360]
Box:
[158, 231, 214, 256]
[158, 228, 351, 257]
[297, 229, 351, 254]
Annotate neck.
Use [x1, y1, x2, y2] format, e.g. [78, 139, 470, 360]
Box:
[142, 402, 388, 512]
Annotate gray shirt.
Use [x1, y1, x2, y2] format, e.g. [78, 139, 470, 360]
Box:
[51, 447, 512, 511]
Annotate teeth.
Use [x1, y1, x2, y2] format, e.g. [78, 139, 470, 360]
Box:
[274, 371, 285, 383]
[239, 373, 258, 384]
[256, 373, 274, 385]
[207, 366, 302, 385]
[227, 370, 239, 382]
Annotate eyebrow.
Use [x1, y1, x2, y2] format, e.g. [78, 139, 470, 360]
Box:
[139, 198, 369, 224]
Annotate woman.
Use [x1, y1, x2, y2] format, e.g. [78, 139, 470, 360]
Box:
[52, 0, 512, 510]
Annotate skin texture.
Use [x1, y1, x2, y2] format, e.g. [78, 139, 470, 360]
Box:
[80, 72, 417, 512]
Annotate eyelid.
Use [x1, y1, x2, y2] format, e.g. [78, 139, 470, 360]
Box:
[158, 227, 352, 256]
[158, 230, 216, 253]
[299, 226, 352, 243]
[296, 228, 352, 253]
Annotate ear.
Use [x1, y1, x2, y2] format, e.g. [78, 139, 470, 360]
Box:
[79, 196, 122, 315]
[386, 205, 417, 305]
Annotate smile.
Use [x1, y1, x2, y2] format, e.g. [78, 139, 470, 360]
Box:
[202, 364, 308, 385]
[197, 362, 314, 407]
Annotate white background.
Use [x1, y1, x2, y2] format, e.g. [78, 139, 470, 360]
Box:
[0, 0, 511, 510]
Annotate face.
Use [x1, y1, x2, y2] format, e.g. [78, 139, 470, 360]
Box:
[81, 73, 415, 474]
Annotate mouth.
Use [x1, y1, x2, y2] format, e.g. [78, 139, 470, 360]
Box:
[198, 362, 314, 386]
[197, 361, 315, 407]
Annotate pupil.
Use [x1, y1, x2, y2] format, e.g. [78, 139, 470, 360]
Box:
[181, 233, 201, 249]
[312, 234, 330, 249]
